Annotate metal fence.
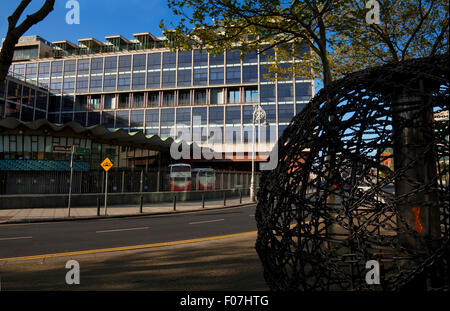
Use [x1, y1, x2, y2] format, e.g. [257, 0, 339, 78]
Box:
[0, 169, 259, 195]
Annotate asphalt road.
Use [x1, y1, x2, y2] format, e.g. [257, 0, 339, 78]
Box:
[0, 204, 257, 260]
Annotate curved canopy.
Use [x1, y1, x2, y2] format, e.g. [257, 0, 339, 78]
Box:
[0, 117, 203, 152]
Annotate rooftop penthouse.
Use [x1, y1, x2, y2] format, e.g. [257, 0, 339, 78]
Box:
[4, 33, 172, 62]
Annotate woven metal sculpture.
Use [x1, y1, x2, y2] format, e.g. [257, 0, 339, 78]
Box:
[255, 54, 449, 291]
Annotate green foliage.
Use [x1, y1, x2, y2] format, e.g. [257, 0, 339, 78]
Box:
[161, 0, 449, 86]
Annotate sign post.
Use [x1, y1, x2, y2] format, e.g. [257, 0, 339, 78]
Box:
[67, 146, 75, 217]
[101, 158, 114, 216]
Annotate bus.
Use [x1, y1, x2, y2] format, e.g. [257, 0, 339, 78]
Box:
[192, 168, 216, 191]
[169, 163, 192, 191]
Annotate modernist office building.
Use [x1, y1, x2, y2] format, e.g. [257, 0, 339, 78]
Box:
[2, 33, 313, 162]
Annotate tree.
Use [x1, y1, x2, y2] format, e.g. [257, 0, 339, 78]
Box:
[160, 0, 448, 88]
[0, 0, 55, 84]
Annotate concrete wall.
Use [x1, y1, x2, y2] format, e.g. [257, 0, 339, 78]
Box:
[0, 188, 251, 209]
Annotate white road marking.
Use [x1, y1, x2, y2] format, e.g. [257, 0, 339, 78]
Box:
[249, 214, 255, 217]
[189, 219, 225, 225]
[96, 227, 149, 233]
[0, 236, 32, 241]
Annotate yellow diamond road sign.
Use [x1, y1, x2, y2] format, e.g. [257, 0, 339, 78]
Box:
[101, 158, 114, 172]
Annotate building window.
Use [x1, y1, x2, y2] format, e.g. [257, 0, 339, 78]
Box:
[162, 70, 176, 88]
[176, 108, 191, 128]
[259, 47, 275, 63]
[209, 67, 224, 85]
[118, 93, 130, 109]
[226, 66, 241, 84]
[133, 54, 146, 71]
[194, 50, 208, 67]
[118, 74, 131, 90]
[295, 82, 312, 101]
[63, 77, 76, 92]
[210, 89, 223, 105]
[210, 53, 224, 66]
[148, 92, 159, 107]
[147, 71, 160, 88]
[226, 49, 241, 64]
[260, 84, 275, 103]
[278, 104, 294, 123]
[177, 69, 191, 87]
[130, 110, 144, 129]
[74, 95, 87, 111]
[51, 61, 63, 77]
[148, 53, 161, 70]
[194, 90, 207, 106]
[145, 109, 159, 128]
[116, 110, 129, 128]
[161, 108, 175, 126]
[278, 83, 293, 102]
[104, 56, 117, 73]
[103, 75, 116, 91]
[227, 88, 240, 104]
[178, 91, 190, 106]
[178, 51, 192, 68]
[193, 68, 207, 86]
[245, 87, 258, 103]
[77, 59, 90, 75]
[89, 95, 101, 110]
[76, 78, 89, 92]
[243, 51, 258, 64]
[38, 62, 50, 78]
[91, 58, 103, 73]
[64, 60, 76, 75]
[104, 94, 116, 109]
[226, 106, 241, 124]
[162, 52, 176, 68]
[133, 92, 145, 108]
[132, 73, 145, 90]
[162, 91, 175, 107]
[262, 104, 277, 123]
[243, 65, 258, 83]
[209, 106, 224, 125]
[118, 55, 132, 72]
[90, 76, 102, 92]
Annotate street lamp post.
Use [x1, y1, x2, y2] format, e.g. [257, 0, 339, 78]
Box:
[250, 104, 267, 202]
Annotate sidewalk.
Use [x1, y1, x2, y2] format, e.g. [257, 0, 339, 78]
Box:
[0, 196, 254, 224]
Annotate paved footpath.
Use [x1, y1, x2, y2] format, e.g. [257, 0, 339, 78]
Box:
[0, 196, 253, 224]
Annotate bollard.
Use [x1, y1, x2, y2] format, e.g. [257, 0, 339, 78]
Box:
[140, 195, 144, 213]
[202, 193, 205, 209]
[239, 189, 242, 204]
[223, 191, 226, 206]
[173, 195, 177, 211]
[97, 197, 101, 216]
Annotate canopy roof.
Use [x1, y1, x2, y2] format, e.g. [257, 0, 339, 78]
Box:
[0, 118, 203, 152]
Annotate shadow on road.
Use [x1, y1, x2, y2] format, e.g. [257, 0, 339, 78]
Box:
[0, 234, 268, 291]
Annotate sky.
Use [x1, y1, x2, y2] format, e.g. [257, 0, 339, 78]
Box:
[0, 0, 179, 43]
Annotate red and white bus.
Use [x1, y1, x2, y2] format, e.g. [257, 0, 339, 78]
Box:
[169, 163, 192, 191]
[192, 168, 216, 191]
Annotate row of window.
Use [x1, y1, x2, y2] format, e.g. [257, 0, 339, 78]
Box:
[45, 104, 306, 129]
[11, 49, 309, 92]
[13, 49, 265, 77]
[47, 87, 261, 113]
[0, 80, 48, 109]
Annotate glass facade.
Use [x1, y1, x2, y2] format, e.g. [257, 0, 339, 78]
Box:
[5, 45, 313, 151]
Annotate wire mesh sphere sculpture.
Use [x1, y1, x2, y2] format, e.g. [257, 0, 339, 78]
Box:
[255, 54, 449, 291]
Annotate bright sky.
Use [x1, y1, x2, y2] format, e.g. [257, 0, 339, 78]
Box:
[0, 0, 178, 43]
